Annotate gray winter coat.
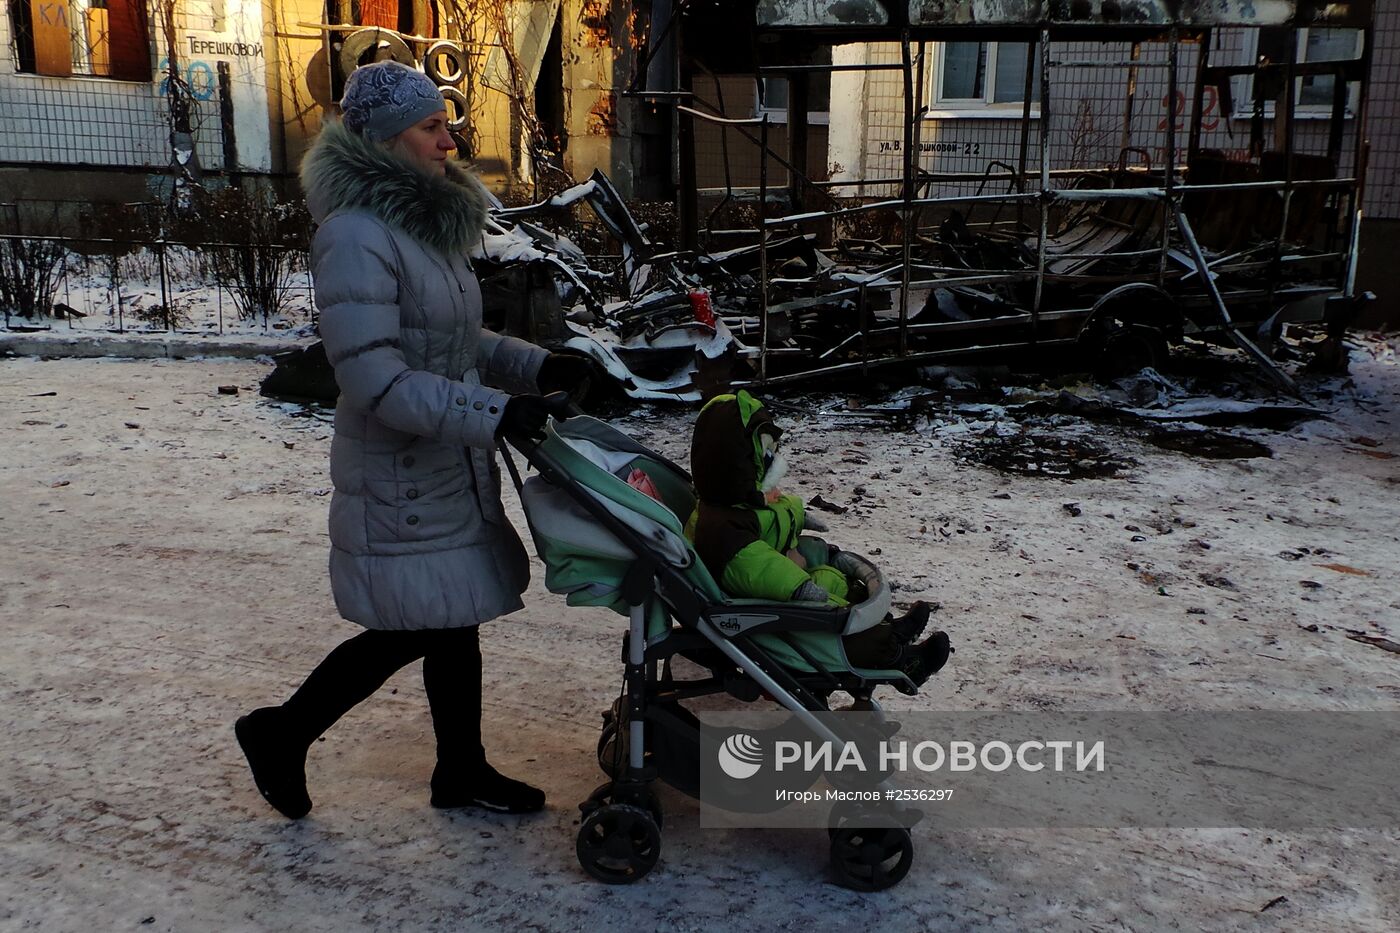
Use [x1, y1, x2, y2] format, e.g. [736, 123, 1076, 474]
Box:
[301, 122, 547, 630]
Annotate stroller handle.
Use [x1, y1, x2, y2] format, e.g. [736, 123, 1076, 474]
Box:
[495, 390, 581, 491]
[495, 391, 578, 447]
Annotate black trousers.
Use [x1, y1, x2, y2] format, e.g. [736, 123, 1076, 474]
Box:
[281, 626, 485, 769]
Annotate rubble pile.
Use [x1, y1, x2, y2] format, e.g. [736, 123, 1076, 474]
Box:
[473, 171, 739, 402]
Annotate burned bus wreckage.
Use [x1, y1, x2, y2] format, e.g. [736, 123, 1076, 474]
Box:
[268, 2, 1377, 404]
[554, 0, 1372, 401]
[604, 0, 1377, 399]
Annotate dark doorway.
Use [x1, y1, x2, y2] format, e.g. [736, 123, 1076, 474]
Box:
[535, 12, 568, 161]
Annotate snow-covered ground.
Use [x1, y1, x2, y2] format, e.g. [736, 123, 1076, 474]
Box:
[1, 339, 1398, 931]
[13, 248, 315, 338]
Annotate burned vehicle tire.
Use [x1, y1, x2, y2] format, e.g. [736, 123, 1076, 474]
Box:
[1091, 319, 1171, 378]
[338, 27, 415, 79]
[1078, 283, 1181, 378]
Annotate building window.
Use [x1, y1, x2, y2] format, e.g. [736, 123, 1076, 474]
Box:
[8, 0, 152, 80]
[1237, 27, 1363, 118]
[757, 46, 831, 125]
[1298, 28, 1361, 108]
[758, 75, 831, 125]
[931, 41, 1040, 114]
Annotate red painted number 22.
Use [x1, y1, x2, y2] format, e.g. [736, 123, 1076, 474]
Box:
[1159, 86, 1220, 132]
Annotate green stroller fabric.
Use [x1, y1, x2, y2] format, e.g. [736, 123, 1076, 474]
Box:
[518, 417, 907, 681]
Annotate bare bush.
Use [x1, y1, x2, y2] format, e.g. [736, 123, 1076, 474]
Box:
[174, 186, 310, 324]
[0, 236, 66, 324]
[1067, 98, 1116, 170]
[128, 293, 194, 331]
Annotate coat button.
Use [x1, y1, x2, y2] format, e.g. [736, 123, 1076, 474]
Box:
[406, 489, 419, 500]
[406, 515, 419, 525]
[403, 455, 415, 468]
[488, 405, 499, 414]
[455, 397, 466, 406]
[472, 400, 484, 411]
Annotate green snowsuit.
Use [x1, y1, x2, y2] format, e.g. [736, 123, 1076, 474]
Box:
[686, 392, 849, 606]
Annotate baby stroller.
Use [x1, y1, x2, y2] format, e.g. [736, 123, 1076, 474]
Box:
[504, 410, 926, 891]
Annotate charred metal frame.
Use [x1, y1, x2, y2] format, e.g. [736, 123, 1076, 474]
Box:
[639, 1, 1374, 394]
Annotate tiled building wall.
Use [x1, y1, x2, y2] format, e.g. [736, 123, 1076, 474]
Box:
[0, 4, 228, 173]
[1365, 3, 1399, 219]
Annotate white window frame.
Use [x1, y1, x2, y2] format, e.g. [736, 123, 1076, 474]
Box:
[927, 40, 1040, 119]
[756, 76, 831, 126]
[1233, 27, 1364, 122]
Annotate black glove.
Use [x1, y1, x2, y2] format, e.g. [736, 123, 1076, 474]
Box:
[537, 352, 594, 401]
[497, 394, 551, 442]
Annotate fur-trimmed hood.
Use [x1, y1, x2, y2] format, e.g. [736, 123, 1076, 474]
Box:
[300, 121, 490, 256]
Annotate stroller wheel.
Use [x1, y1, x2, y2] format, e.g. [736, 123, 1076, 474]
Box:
[576, 804, 662, 884]
[583, 780, 664, 829]
[829, 826, 913, 892]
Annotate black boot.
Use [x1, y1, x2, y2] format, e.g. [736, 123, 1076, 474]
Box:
[422, 627, 543, 813]
[235, 706, 313, 820]
[889, 601, 935, 644]
[430, 761, 546, 814]
[895, 631, 953, 696]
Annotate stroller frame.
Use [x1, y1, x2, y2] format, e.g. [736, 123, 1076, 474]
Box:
[503, 411, 919, 890]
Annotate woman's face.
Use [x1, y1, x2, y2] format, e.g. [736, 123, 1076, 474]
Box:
[393, 111, 454, 176]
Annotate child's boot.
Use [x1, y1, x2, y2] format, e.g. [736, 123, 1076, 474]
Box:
[895, 631, 953, 695]
[889, 601, 934, 644]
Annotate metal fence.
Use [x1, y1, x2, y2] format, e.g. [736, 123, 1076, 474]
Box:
[0, 199, 314, 336]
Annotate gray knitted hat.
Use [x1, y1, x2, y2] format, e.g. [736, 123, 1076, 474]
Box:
[340, 61, 445, 143]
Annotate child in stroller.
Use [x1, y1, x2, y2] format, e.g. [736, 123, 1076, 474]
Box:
[687, 391, 952, 691]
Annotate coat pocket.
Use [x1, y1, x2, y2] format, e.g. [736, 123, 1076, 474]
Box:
[468, 447, 507, 526]
[386, 441, 471, 545]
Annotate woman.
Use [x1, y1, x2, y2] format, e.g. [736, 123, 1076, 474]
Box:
[235, 61, 591, 819]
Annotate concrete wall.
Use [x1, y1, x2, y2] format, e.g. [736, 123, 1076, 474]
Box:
[410, 0, 661, 197]
[263, 0, 326, 176]
[1355, 218, 1400, 330]
[520, 0, 661, 197]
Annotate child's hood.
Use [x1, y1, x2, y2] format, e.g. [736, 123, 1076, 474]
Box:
[690, 391, 781, 508]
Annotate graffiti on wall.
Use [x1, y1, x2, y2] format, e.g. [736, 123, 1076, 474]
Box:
[157, 32, 266, 101]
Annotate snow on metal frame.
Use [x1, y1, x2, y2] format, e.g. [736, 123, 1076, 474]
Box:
[755, 0, 1372, 28]
[755, 0, 889, 27]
